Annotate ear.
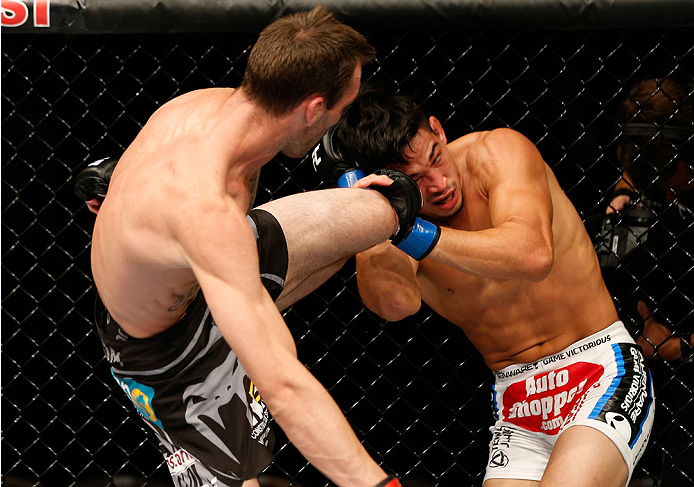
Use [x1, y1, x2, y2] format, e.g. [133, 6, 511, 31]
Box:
[305, 95, 326, 126]
[429, 116, 447, 144]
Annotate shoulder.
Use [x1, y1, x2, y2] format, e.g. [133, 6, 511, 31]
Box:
[465, 129, 542, 170]
[149, 88, 236, 121]
[476, 128, 536, 157]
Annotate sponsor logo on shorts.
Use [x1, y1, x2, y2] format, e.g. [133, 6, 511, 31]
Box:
[502, 362, 603, 434]
[496, 335, 611, 380]
[620, 347, 649, 423]
[111, 371, 164, 429]
[489, 449, 509, 468]
[102, 345, 122, 366]
[488, 427, 513, 469]
[247, 379, 271, 445]
[592, 344, 653, 448]
[605, 412, 632, 442]
[166, 448, 197, 476]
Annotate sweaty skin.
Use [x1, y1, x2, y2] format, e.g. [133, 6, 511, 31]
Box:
[356, 118, 618, 372]
[91, 65, 397, 487]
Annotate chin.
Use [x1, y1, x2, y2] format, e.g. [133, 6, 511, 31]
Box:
[427, 203, 462, 221]
[281, 145, 309, 160]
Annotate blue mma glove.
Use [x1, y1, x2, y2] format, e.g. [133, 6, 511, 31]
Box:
[311, 128, 440, 260]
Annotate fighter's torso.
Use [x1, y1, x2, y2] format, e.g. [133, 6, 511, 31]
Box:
[418, 152, 618, 371]
[90, 88, 255, 338]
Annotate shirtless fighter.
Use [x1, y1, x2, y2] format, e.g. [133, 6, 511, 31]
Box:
[322, 88, 655, 487]
[82, 7, 421, 487]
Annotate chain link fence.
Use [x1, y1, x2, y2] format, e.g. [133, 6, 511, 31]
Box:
[3, 21, 693, 487]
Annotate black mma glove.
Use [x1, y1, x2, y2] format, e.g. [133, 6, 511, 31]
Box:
[73, 156, 119, 202]
[311, 128, 440, 260]
[311, 126, 365, 188]
[371, 169, 441, 260]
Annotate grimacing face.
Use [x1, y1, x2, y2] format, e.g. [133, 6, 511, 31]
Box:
[401, 117, 463, 220]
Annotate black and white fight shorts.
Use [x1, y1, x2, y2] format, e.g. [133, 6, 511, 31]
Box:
[247, 208, 289, 301]
[95, 208, 289, 487]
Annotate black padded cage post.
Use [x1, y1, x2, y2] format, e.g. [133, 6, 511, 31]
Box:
[2, 1, 693, 486]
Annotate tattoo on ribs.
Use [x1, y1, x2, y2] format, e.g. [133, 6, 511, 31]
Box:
[168, 284, 200, 312]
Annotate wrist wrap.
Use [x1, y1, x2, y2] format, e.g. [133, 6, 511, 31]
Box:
[373, 475, 402, 487]
[396, 217, 441, 260]
[338, 169, 366, 188]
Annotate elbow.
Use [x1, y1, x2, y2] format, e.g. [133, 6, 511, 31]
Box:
[524, 243, 554, 282]
[370, 290, 421, 322]
[254, 363, 304, 421]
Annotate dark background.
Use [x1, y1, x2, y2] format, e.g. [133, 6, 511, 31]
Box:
[3, 1, 693, 486]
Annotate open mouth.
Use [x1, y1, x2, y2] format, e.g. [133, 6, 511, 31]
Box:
[433, 190, 456, 207]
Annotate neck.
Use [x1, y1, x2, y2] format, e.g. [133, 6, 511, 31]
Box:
[219, 88, 302, 178]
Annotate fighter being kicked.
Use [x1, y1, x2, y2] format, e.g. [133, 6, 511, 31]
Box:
[329, 87, 655, 487]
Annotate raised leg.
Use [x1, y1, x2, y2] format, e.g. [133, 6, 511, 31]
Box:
[256, 188, 398, 310]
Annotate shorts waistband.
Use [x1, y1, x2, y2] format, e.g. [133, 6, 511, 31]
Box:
[495, 321, 631, 380]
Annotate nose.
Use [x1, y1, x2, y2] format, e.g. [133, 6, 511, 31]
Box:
[423, 172, 446, 194]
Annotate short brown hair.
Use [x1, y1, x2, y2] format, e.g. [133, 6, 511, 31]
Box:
[240, 4, 376, 116]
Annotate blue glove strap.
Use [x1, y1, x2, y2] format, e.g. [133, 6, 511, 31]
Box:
[338, 169, 366, 188]
[396, 217, 440, 260]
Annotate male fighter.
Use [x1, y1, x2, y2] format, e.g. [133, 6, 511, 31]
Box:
[83, 7, 417, 487]
[322, 88, 655, 487]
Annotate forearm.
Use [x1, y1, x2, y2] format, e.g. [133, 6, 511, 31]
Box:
[266, 362, 386, 486]
[428, 223, 553, 282]
[218, 302, 385, 485]
[356, 242, 421, 321]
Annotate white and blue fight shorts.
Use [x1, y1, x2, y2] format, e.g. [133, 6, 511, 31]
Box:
[485, 321, 654, 485]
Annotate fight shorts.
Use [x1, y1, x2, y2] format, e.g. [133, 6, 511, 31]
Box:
[485, 321, 654, 485]
[95, 208, 288, 487]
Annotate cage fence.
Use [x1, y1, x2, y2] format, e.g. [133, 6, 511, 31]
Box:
[2, 12, 693, 487]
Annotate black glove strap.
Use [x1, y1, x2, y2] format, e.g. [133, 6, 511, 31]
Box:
[373, 475, 400, 487]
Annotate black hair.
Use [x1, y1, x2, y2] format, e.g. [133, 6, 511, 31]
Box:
[333, 87, 429, 174]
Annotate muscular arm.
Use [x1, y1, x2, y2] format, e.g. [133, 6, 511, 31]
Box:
[174, 196, 385, 486]
[355, 129, 554, 320]
[428, 129, 554, 281]
[356, 241, 421, 321]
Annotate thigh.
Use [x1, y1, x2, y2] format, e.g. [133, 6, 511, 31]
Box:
[541, 425, 628, 487]
[483, 425, 551, 484]
[256, 189, 397, 307]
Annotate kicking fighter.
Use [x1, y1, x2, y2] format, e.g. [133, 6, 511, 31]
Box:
[81, 7, 418, 487]
[321, 88, 655, 487]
